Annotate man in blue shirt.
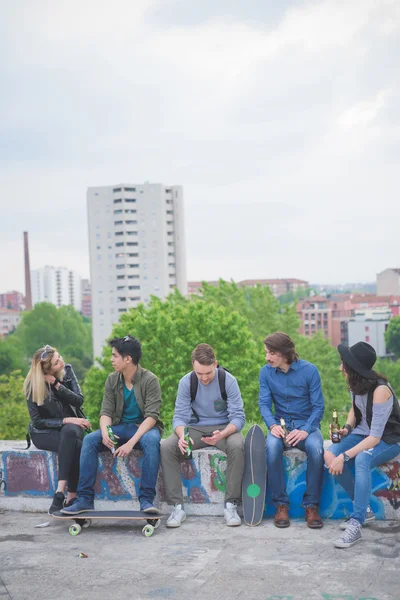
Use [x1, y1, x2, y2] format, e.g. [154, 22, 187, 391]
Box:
[259, 332, 325, 529]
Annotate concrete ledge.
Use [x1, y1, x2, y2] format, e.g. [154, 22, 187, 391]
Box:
[1, 440, 399, 519]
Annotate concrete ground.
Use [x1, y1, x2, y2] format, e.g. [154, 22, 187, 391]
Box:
[0, 511, 399, 600]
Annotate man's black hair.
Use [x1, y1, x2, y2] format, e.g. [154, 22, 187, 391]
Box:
[109, 336, 142, 365]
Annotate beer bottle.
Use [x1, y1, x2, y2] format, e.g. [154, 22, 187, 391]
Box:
[183, 426, 193, 460]
[280, 418, 291, 449]
[106, 425, 118, 453]
[331, 410, 341, 443]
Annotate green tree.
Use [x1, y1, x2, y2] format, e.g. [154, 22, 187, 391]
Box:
[84, 295, 262, 430]
[385, 316, 400, 358]
[295, 333, 349, 437]
[195, 280, 300, 344]
[14, 303, 93, 381]
[0, 336, 27, 377]
[0, 371, 29, 440]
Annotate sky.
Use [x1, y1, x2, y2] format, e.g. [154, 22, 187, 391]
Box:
[1, 0, 399, 292]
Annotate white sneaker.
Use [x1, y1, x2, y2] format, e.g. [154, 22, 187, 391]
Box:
[224, 501, 241, 527]
[334, 518, 362, 548]
[339, 505, 375, 530]
[166, 504, 186, 528]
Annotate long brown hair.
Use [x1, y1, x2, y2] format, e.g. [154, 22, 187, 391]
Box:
[342, 361, 389, 395]
[23, 346, 64, 406]
[263, 332, 299, 364]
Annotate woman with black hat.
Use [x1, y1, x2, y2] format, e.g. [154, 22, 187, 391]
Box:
[324, 341, 400, 549]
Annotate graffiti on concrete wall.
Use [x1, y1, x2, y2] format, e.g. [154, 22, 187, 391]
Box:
[1, 447, 399, 521]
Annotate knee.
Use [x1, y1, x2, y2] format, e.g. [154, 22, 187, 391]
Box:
[160, 434, 179, 457]
[355, 450, 372, 471]
[226, 434, 244, 455]
[305, 435, 324, 460]
[82, 430, 101, 450]
[141, 429, 161, 453]
[266, 434, 283, 458]
[61, 423, 82, 439]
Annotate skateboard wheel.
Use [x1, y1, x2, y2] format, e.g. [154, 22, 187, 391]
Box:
[142, 524, 154, 537]
[69, 523, 82, 536]
[82, 519, 92, 529]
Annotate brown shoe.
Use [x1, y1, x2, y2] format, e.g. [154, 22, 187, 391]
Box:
[274, 504, 290, 528]
[305, 506, 323, 529]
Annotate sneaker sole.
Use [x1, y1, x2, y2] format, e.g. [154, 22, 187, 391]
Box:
[142, 507, 160, 514]
[226, 520, 242, 527]
[59, 508, 95, 515]
[334, 537, 362, 549]
[166, 514, 186, 528]
[274, 521, 290, 528]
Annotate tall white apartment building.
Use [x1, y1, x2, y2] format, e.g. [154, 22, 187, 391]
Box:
[88, 182, 187, 356]
[31, 266, 82, 312]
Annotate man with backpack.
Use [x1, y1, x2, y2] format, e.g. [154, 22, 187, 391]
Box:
[160, 343, 245, 528]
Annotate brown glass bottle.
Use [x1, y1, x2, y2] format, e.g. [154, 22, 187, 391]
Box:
[331, 410, 341, 443]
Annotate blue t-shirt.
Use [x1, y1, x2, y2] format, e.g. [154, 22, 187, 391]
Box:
[120, 380, 144, 425]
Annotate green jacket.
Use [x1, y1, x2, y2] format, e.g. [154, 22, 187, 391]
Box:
[100, 365, 164, 434]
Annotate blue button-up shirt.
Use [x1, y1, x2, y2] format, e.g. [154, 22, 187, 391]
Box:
[259, 359, 324, 434]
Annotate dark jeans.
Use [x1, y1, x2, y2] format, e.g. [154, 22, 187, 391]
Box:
[31, 424, 84, 492]
[266, 429, 325, 507]
[77, 424, 161, 505]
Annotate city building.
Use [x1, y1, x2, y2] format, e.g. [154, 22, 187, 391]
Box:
[297, 297, 334, 341]
[0, 291, 24, 311]
[0, 308, 22, 337]
[88, 182, 187, 356]
[81, 279, 92, 318]
[377, 268, 400, 296]
[348, 308, 392, 357]
[31, 266, 82, 312]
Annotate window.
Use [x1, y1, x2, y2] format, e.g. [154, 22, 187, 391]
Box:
[168, 263, 176, 268]
[113, 188, 122, 192]
[166, 210, 173, 215]
[114, 198, 122, 204]
[129, 285, 140, 290]
[124, 187, 136, 192]
[116, 264, 125, 269]
[128, 264, 139, 268]
[125, 198, 136, 203]
[125, 220, 137, 225]
[366, 335, 370, 342]
[116, 253, 125, 258]
[129, 296, 140, 301]
[118, 308, 127, 313]
[125, 209, 137, 214]
[117, 286, 125, 291]
[365, 326, 369, 332]
[127, 253, 138, 257]
[128, 275, 139, 279]
[115, 242, 124, 247]
[117, 275, 125, 280]
[127, 242, 138, 246]
[115, 231, 123, 236]
[127, 231, 138, 235]
[114, 220, 123, 225]
[167, 220, 173, 225]
[118, 297, 127, 302]
[114, 209, 123, 214]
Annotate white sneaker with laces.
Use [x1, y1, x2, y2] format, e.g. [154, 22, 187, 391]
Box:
[339, 505, 375, 530]
[334, 518, 362, 548]
[166, 504, 186, 528]
[224, 501, 241, 527]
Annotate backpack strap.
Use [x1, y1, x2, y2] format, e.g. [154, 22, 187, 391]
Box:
[217, 367, 227, 402]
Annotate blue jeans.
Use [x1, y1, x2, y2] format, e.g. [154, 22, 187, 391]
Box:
[327, 434, 400, 524]
[77, 423, 161, 505]
[266, 429, 324, 507]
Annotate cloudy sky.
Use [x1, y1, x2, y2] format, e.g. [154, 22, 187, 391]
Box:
[1, 0, 399, 292]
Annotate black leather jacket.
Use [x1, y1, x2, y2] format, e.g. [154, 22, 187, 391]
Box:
[27, 364, 85, 433]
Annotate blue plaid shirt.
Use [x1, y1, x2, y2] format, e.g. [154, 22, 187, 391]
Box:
[259, 359, 324, 434]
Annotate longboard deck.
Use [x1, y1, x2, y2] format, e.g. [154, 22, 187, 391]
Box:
[242, 424, 267, 526]
[53, 510, 164, 520]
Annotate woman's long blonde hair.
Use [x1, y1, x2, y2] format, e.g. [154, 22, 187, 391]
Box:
[23, 346, 65, 406]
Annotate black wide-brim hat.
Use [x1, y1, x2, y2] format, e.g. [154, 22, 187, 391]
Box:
[337, 342, 377, 380]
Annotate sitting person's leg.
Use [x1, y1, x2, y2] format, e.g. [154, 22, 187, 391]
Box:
[215, 432, 244, 526]
[266, 432, 290, 527]
[297, 429, 324, 528]
[135, 427, 161, 512]
[58, 423, 84, 504]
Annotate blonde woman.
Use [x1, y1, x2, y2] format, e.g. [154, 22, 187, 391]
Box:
[24, 345, 91, 514]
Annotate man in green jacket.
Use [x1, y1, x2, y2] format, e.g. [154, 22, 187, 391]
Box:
[61, 335, 163, 514]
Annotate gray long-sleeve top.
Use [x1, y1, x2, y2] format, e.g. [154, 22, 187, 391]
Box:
[172, 368, 245, 432]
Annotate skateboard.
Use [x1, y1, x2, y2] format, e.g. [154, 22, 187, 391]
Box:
[52, 510, 165, 537]
[242, 424, 267, 526]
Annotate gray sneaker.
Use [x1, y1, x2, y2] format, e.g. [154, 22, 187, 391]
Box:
[334, 518, 362, 548]
[339, 505, 375, 530]
[166, 504, 186, 528]
[224, 501, 241, 527]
